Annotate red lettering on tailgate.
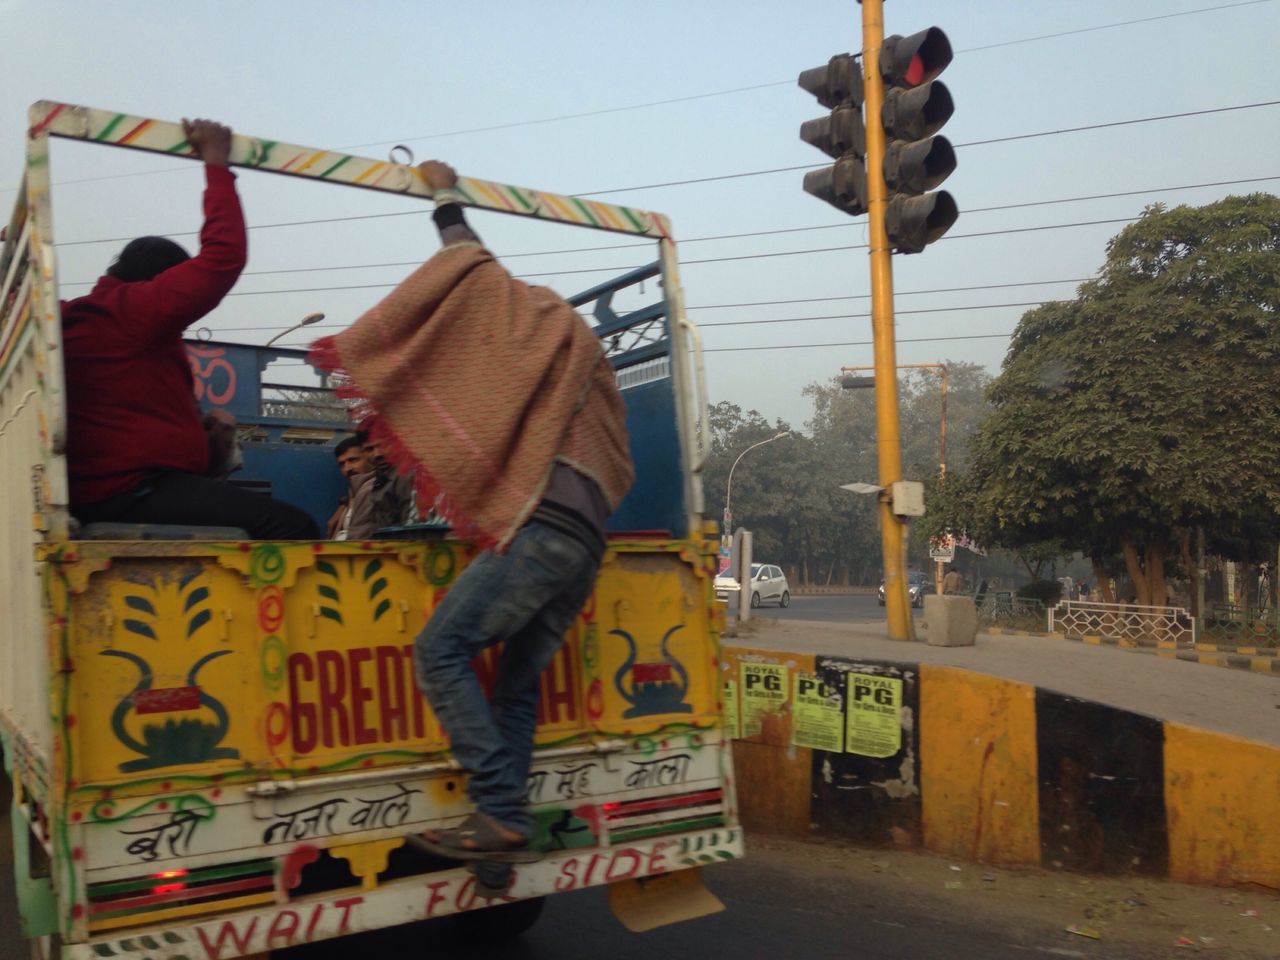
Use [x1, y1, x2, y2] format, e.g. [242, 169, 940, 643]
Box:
[195, 917, 258, 960]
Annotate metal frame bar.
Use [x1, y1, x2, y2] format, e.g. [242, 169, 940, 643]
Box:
[29, 101, 672, 237]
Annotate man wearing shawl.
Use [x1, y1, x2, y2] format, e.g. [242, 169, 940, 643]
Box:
[311, 162, 634, 869]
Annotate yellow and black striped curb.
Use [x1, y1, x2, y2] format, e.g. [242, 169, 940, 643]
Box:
[722, 644, 1280, 890]
[1154, 647, 1280, 675]
[1043, 632, 1280, 676]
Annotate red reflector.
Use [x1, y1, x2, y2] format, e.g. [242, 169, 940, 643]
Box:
[631, 663, 673, 683]
[905, 53, 924, 86]
[151, 882, 187, 895]
[134, 686, 201, 714]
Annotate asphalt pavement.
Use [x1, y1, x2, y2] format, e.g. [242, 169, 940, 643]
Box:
[742, 591, 889, 624]
[272, 837, 1276, 960]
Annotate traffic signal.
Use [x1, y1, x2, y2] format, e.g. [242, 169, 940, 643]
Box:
[877, 27, 958, 253]
[797, 54, 868, 215]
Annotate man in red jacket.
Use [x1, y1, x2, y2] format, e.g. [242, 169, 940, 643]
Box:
[62, 118, 316, 539]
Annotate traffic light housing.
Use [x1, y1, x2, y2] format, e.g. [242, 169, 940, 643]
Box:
[877, 27, 958, 253]
[798, 54, 868, 215]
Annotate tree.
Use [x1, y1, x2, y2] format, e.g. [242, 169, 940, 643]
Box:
[947, 194, 1280, 607]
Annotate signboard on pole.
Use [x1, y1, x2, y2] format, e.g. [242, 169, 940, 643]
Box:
[928, 534, 955, 563]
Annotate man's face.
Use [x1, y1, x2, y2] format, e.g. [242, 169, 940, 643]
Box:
[364, 440, 389, 471]
[337, 447, 369, 479]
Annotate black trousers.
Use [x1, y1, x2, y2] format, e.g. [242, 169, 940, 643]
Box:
[74, 471, 318, 540]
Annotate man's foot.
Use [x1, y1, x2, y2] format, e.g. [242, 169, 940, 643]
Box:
[468, 860, 516, 899]
[407, 811, 541, 863]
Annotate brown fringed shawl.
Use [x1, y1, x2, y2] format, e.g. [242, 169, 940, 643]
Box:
[310, 243, 633, 550]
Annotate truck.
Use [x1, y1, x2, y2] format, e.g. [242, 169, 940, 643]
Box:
[1, 101, 740, 959]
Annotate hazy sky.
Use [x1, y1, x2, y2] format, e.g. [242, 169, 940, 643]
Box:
[3, 0, 1277, 432]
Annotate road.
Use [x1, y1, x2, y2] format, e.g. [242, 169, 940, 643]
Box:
[5, 776, 1277, 958]
[745, 591, 899, 624]
[274, 836, 1277, 960]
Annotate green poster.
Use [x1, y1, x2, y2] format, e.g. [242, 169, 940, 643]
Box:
[723, 679, 740, 740]
[740, 662, 788, 736]
[791, 673, 844, 752]
[845, 672, 903, 758]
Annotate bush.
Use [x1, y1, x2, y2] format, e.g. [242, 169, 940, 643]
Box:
[1017, 579, 1062, 606]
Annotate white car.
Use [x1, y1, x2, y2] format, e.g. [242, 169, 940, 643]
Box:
[714, 574, 741, 602]
[748, 563, 790, 608]
[715, 563, 791, 608]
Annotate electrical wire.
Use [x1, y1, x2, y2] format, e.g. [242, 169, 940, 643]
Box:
[204, 278, 1086, 334]
[9, 0, 1269, 193]
[577, 101, 1280, 197]
[703, 332, 1015, 353]
[57, 214, 1143, 291]
[696, 301, 1065, 329]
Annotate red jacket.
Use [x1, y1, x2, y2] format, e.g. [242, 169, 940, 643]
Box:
[61, 165, 247, 505]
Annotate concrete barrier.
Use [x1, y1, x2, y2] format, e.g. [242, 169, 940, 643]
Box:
[722, 644, 1280, 890]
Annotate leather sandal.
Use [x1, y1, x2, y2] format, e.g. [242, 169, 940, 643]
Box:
[407, 812, 541, 863]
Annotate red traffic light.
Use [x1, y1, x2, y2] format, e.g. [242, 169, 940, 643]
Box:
[881, 27, 952, 89]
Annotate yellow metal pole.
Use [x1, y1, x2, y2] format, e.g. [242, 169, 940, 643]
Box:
[861, 0, 912, 641]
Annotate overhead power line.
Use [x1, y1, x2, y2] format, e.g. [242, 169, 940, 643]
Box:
[702, 332, 1015, 354]
[52, 148, 1280, 253]
[697, 301, 1065, 329]
[10, 0, 1268, 194]
[214, 173, 1280, 275]
[59, 214, 1142, 290]
[204, 278, 1086, 334]
[577, 101, 1280, 196]
[688, 278, 1088, 311]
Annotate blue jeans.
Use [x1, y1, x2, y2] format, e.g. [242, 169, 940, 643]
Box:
[413, 521, 600, 835]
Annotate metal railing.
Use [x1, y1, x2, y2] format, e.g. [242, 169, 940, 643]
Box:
[1202, 603, 1280, 648]
[1049, 600, 1197, 647]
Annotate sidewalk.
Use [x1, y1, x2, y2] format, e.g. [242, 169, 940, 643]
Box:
[730, 615, 1280, 746]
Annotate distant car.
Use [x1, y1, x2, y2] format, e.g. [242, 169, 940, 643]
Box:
[877, 571, 935, 608]
[715, 563, 791, 608]
[748, 563, 790, 608]
[714, 574, 741, 602]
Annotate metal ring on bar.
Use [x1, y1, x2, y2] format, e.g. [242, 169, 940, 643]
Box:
[387, 145, 416, 191]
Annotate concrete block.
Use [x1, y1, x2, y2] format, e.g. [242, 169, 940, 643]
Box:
[924, 595, 978, 647]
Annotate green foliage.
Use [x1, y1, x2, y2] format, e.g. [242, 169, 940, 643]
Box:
[704, 362, 993, 584]
[946, 194, 1280, 599]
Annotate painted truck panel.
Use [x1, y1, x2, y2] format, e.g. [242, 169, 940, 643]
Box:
[3, 102, 735, 958]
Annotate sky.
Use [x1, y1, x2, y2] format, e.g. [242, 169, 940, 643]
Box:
[2, 0, 1277, 433]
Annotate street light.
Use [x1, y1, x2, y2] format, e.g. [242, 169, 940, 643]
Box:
[724, 431, 791, 541]
[265, 312, 326, 348]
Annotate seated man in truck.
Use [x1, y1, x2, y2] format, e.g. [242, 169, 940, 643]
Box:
[360, 417, 419, 528]
[325, 435, 377, 540]
[311, 160, 633, 867]
[61, 118, 317, 539]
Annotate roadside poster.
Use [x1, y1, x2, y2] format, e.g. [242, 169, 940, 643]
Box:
[845, 672, 903, 758]
[723, 679, 740, 740]
[791, 673, 844, 752]
[740, 662, 788, 736]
